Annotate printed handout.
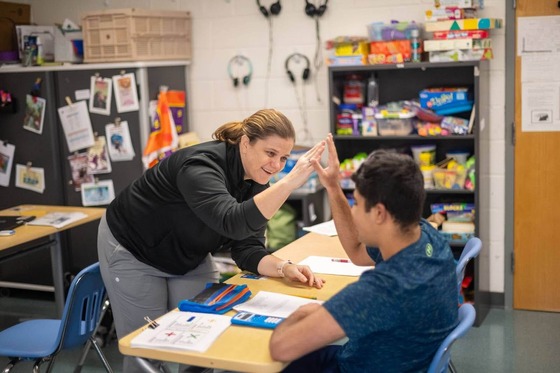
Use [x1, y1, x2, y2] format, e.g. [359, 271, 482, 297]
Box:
[105, 121, 135, 161]
[0, 141, 15, 187]
[58, 100, 96, 152]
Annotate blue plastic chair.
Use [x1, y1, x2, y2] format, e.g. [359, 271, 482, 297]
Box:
[0, 262, 113, 373]
[456, 237, 482, 294]
[427, 303, 476, 373]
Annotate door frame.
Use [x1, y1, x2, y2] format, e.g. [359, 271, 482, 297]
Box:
[504, 0, 515, 309]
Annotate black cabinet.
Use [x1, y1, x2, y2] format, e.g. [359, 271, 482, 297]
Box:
[328, 61, 490, 325]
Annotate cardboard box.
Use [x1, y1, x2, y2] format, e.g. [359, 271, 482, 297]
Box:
[425, 18, 502, 32]
[424, 38, 492, 52]
[0, 1, 30, 55]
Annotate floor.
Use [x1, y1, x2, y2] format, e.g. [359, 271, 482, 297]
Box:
[1, 289, 559, 372]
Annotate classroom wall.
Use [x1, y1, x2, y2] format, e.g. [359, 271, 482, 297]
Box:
[17, 0, 506, 295]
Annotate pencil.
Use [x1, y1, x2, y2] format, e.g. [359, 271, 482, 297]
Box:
[287, 294, 318, 300]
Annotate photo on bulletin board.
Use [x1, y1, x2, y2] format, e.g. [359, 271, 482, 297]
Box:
[68, 152, 94, 191]
[81, 179, 115, 206]
[87, 136, 112, 174]
[89, 76, 112, 116]
[0, 142, 16, 187]
[113, 73, 139, 113]
[15, 163, 45, 194]
[23, 94, 46, 134]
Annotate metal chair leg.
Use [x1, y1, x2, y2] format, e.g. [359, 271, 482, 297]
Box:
[449, 359, 458, 373]
[90, 336, 114, 373]
[2, 358, 19, 373]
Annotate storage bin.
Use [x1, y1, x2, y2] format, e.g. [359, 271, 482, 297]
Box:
[81, 8, 192, 63]
[432, 166, 467, 189]
[375, 111, 415, 136]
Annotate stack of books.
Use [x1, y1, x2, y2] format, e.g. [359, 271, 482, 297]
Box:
[423, 0, 502, 62]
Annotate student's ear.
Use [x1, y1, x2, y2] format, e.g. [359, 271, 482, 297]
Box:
[373, 203, 388, 223]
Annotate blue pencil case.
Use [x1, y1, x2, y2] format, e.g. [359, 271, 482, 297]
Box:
[178, 283, 252, 314]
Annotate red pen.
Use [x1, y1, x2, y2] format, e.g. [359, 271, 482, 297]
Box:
[331, 258, 349, 263]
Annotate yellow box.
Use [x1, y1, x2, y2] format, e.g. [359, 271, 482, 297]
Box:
[82, 8, 191, 63]
[335, 42, 369, 57]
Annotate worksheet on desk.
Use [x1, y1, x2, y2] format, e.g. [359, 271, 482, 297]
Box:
[298, 256, 374, 276]
[233, 291, 323, 318]
[131, 311, 231, 353]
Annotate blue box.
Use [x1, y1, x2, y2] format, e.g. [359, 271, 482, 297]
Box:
[419, 87, 472, 111]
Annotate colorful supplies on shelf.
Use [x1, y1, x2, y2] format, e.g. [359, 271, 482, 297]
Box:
[178, 283, 251, 314]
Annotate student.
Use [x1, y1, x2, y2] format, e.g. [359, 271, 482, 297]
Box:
[270, 134, 458, 372]
[98, 109, 326, 372]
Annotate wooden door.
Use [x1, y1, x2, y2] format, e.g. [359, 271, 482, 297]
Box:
[514, 1, 560, 311]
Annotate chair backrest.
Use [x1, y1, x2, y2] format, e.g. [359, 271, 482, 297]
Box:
[427, 303, 476, 373]
[56, 262, 106, 351]
[456, 237, 482, 293]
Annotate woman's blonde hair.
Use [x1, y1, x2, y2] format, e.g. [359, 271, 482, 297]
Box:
[212, 109, 295, 144]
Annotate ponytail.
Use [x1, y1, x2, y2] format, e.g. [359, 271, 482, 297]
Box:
[212, 109, 295, 144]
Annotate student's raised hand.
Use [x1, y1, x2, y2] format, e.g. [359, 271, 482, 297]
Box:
[311, 134, 340, 190]
[282, 263, 326, 289]
[283, 140, 325, 190]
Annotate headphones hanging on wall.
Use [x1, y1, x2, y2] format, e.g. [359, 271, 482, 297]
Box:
[227, 55, 253, 87]
[285, 53, 311, 84]
[256, 0, 282, 18]
[304, 0, 328, 17]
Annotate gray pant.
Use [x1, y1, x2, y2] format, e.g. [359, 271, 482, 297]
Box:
[98, 213, 220, 373]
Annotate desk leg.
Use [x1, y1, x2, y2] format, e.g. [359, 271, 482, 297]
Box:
[134, 357, 167, 373]
[49, 233, 65, 317]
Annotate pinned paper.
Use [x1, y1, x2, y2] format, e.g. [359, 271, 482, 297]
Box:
[0, 141, 15, 187]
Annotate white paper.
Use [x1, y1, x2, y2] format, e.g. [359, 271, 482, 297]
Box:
[113, 73, 139, 113]
[303, 220, 337, 236]
[521, 82, 560, 132]
[15, 164, 45, 193]
[75, 89, 90, 101]
[58, 100, 95, 152]
[517, 16, 560, 56]
[0, 142, 15, 187]
[81, 179, 115, 206]
[233, 291, 323, 319]
[298, 256, 374, 276]
[105, 121, 135, 161]
[131, 311, 231, 353]
[28, 211, 87, 228]
[89, 76, 112, 116]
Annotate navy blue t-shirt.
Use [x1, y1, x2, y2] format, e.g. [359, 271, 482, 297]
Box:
[323, 220, 458, 372]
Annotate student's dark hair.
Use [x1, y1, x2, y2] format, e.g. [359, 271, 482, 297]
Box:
[212, 109, 296, 144]
[351, 150, 425, 229]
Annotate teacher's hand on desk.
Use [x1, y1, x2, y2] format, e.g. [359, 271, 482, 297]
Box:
[283, 263, 326, 289]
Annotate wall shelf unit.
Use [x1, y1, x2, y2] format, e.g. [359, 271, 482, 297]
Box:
[328, 61, 490, 325]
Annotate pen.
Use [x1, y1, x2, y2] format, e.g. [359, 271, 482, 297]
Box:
[331, 258, 349, 263]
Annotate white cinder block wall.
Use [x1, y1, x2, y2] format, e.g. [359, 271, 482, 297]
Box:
[22, 0, 506, 295]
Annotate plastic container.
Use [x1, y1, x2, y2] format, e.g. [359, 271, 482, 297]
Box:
[343, 74, 365, 104]
[411, 145, 436, 166]
[366, 74, 379, 107]
[82, 8, 192, 63]
[375, 111, 415, 136]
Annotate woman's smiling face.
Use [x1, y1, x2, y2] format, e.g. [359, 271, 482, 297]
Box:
[239, 134, 294, 185]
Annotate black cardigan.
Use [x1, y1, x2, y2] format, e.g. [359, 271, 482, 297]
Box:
[106, 141, 269, 275]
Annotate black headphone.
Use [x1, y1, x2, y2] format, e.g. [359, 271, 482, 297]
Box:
[227, 55, 253, 87]
[256, 0, 282, 18]
[304, 0, 328, 17]
[285, 53, 311, 84]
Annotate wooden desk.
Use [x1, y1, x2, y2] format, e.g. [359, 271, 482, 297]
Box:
[0, 205, 105, 315]
[119, 233, 359, 373]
